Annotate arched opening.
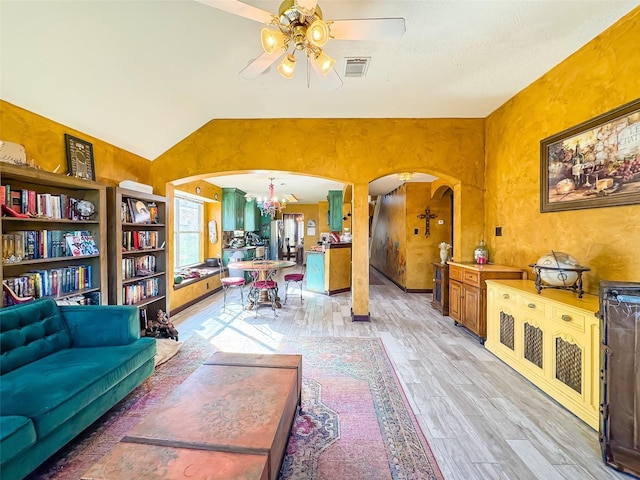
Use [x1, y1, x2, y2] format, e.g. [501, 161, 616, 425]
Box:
[368, 172, 454, 297]
[168, 170, 355, 313]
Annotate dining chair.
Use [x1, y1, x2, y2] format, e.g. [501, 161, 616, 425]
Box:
[219, 255, 246, 309]
[284, 261, 305, 304]
[249, 269, 278, 316]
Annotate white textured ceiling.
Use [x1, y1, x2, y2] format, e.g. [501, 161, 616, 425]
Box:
[2, 0, 638, 162]
[192, 171, 437, 203]
[1, 1, 638, 200]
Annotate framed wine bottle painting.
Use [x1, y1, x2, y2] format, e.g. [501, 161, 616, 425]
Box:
[540, 98, 640, 212]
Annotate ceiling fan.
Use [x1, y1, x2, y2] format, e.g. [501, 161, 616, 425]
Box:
[195, 0, 405, 83]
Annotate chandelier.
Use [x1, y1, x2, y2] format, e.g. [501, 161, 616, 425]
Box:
[256, 178, 287, 219]
[397, 172, 413, 182]
[261, 0, 335, 79]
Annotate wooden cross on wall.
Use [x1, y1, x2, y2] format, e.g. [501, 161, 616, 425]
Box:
[417, 208, 438, 237]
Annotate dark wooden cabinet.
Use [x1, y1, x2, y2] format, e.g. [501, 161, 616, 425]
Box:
[599, 281, 640, 475]
[222, 188, 246, 231]
[448, 262, 523, 343]
[431, 262, 449, 315]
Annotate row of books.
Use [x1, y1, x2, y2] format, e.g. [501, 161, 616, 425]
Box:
[1, 184, 87, 220]
[3, 264, 93, 300]
[122, 278, 159, 305]
[2, 230, 99, 261]
[123, 255, 157, 280]
[122, 231, 161, 251]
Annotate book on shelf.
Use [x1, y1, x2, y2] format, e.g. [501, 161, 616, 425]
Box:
[65, 231, 99, 257]
[127, 198, 151, 224]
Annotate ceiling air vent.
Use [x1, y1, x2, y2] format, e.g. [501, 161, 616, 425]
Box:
[344, 57, 370, 78]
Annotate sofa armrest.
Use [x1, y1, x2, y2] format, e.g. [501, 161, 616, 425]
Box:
[59, 305, 141, 347]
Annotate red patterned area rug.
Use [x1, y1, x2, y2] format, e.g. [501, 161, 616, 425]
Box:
[34, 336, 442, 480]
[279, 337, 443, 480]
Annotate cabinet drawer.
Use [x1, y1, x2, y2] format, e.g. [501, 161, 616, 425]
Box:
[494, 288, 517, 307]
[449, 265, 464, 282]
[551, 307, 586, 333]
[463, 269, 481, 287]
[518, 294, 546, 316]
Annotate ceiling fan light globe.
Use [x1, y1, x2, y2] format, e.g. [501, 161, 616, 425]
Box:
[261, 28, 286, 54]
[314, 50, 335, 75]
[278, 53, 296, 78]
[307, 19, 329, 47]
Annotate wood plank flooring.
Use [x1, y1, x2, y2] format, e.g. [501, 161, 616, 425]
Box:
[170, 270, 624, 480]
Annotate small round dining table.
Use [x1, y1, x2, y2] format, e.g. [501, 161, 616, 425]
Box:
[228, 260, 296, 309]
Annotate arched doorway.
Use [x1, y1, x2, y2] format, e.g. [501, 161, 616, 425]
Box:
[368, 173, 454, 294]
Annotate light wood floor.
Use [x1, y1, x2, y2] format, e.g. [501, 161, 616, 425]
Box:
[171, 269, 624, 480]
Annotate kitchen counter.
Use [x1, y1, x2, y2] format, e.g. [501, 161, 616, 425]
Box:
[306, 245, 351, 295]
[223, 246, 257, 251]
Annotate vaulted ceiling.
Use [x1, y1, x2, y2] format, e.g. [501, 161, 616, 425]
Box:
[2, 1, 638, 200]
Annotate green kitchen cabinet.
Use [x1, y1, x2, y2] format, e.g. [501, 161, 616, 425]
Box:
[222, 188, 246, 231]
[328, 190, 343, 232]
[244, 198, 262, 232]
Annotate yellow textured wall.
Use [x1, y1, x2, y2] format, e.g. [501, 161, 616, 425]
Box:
[151, 118, 485, 314]
[171, 275, 221, 315]
[150, 118, 485, 258]
[0, 101, 150, 185]
[283, 204, 320, 250]
[370, 185, 407, 285]
[485, 7, 640, 294]
[405, 183, 452, 290]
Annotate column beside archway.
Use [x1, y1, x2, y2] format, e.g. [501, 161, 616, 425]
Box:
[351, 182, 370, 320]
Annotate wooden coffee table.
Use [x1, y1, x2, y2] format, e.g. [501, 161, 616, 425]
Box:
[82, 353, 301, 480]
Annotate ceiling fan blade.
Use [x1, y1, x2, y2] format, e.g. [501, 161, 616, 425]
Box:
[194, 0, 273, 24]
[239, 50, 283, 79]
[309, 58, 343, 90]
[329, 18, 406, 41]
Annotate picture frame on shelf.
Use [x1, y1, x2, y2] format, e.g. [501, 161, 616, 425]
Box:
[127, 198, 151, 224]
[64, 134, 96, 180]
[540, 98, 640, 213]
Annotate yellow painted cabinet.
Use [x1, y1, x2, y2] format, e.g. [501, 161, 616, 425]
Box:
[485, 279, 600, 429]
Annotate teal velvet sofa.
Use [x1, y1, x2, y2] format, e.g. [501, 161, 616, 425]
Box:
[0, 298, 156, 480]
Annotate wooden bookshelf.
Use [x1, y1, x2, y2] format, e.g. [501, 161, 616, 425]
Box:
[107, 187, 168, 331]
[1, 163, 108, 307]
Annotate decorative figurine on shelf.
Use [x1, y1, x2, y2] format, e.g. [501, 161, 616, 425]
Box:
[438, 242, 451, 264]
[145, 309, 179, 341]
[474, 240, 489, 264]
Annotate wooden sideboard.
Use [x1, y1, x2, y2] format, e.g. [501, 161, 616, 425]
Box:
[431, 262, 449, 315]
[485, 279, 600, 429]
[448, 262, 524, 342]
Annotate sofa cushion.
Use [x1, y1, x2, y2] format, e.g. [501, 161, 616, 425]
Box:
[0, 339, 155, 438]
[0, 416, 37, 465]
[0, 298, 72, 375]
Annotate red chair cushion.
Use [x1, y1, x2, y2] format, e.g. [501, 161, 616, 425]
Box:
[254, 280, 277, 289]
[221, 277, 246, 286]
[284, 274, 304, 281]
